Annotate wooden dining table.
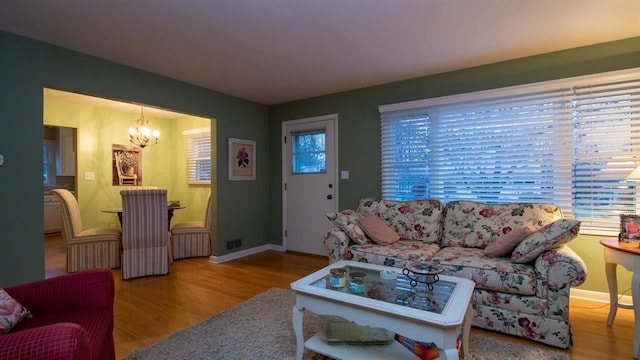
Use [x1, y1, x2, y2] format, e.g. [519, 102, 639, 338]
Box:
[101, 205, 185, 230]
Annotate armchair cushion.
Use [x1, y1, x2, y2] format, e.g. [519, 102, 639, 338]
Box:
[0, 269, 115, 360]
[0, 289, 30, 334]
[511, 219, 581, 263]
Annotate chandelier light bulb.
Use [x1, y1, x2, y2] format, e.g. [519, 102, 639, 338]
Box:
[128, 106, 159, 148]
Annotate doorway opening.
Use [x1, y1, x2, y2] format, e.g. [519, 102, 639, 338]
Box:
[42, 88, 215, 276]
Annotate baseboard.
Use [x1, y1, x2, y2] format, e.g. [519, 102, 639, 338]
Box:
[209, 244, 285, 264]
[571, 288, 632, 305]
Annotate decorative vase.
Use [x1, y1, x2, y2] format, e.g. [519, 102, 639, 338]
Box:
[125, 167, 135, 176]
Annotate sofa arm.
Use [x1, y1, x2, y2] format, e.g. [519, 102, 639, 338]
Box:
[534, 245, 587, 319]
[5, 269, 114, 314]
[323, 228, 350, 264]
[0, 323, 90, 360]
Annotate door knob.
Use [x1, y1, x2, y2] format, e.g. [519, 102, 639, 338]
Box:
[328, 184, 333, 188]
[326, 194, 333, 200]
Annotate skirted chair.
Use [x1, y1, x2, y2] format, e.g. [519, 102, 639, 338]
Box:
[170, 192, 212, 259]
[0, 269, 116, 360]
[51, 189, 121, 273]
[120, 189, 171, 280]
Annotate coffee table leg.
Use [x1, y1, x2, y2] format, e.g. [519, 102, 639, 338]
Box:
[462, 303, 472, 358]
[292, 304, 304, 360]
[441, 347, 460, 360]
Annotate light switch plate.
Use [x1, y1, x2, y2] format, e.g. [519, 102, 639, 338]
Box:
[0, 154, 4, 166]
[340, 170, 349, 180]
[85, 171, 95, 180]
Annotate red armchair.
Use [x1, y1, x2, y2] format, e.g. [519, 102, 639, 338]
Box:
[0, 269, 115, 360]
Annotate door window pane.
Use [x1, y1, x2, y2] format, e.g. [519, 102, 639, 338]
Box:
[292, 130, 326, 174]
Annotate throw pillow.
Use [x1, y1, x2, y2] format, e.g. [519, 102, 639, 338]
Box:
[326, 210, 370, 245]
[0, 289, 31, 334]
[484, 226, 534, 258]
[511, 219, 581, 264]
[357, 216, 401, 245]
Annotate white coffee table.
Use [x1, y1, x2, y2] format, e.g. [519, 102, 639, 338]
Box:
[291, 260, 474, 360]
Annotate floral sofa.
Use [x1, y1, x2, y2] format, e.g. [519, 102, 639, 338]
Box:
[324, 198, 587, 349]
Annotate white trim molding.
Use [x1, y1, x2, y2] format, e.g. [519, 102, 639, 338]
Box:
[209, 244, 284, 264]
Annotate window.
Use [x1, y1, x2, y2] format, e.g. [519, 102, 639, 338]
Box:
[184, 128, 211, 184]
[291, 130, 326, 174]
[380, 68, 640, 235]
[43, 140, 56, 185]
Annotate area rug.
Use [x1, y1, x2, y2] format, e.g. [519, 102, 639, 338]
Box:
[124, 287, 569, 360]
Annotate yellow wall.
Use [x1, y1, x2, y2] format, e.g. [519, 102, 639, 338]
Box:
[569, 234, 631, 294]
[43, 96, 212, 229]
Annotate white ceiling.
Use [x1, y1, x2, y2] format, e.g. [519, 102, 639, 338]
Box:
[2, 1, 640, 105]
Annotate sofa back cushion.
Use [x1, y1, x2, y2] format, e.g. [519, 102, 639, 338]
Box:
[356, 198, 443, 244]
[442, 200, 563, 248]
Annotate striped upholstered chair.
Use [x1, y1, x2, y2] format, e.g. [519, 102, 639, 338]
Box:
[120, 189, 171, 280]
[51, 189, 121, 273]
[170, 192, 212, 259]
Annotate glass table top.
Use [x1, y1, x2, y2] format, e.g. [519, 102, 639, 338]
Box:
[309, 264, 456, 314]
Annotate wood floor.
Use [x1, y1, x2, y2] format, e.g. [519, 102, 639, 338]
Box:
[44, 235, 634, 359]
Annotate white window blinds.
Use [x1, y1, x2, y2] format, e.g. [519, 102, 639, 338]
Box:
[184, 128, 211, 184]
[380, 108, 429, 200]
[572, 78, 640, 233]
[379, 68, 640, 235]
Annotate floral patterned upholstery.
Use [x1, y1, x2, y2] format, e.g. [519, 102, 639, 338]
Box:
[346, 240, 441, 269]
[431, 247, 537, 296]
[323, 198, 587, 349]
[357, 198, 443, 244]
[441, 201, 562, 248]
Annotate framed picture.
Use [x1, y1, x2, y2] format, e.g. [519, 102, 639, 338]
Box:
[112, 144, 142, 186]
[228, 138, 256, 181]
[620, 214, 640, 243]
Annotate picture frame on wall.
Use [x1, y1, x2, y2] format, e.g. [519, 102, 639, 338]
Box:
[228, 138, 256, 181]
[619, 214, 640, 243]
[112, 144, 142, 186]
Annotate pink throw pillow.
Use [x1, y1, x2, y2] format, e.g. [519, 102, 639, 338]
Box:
[0, 289, 31, 334]
[357, 216, 400, 245]
[484, 226, 534, 258]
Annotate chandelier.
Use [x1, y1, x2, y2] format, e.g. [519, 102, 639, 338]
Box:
[128, 106, 159, 148]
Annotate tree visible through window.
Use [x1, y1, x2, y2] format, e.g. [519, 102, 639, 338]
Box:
[43, 140, 56, 185]
[292, 130, 326, 174]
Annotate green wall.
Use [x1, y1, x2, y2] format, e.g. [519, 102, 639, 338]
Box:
[3, 27, 640, 295]
[0, 31, 269, 287]
[268, 37, 640, 294]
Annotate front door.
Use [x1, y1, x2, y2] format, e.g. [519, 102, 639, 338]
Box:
[283, 114, 338, 255]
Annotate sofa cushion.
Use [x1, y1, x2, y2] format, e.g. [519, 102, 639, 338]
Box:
[326, 210, 370, 245]
[432, 247, 537, 296]
[0, 289, 30, 334]
[357, 198, 443, 244]
[442, 201, 563, 248]
[346, 240, 440, 269]
[358, 216, 400, 245]
[511, 219, 581, 264]
[484, 226, 534, 257]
